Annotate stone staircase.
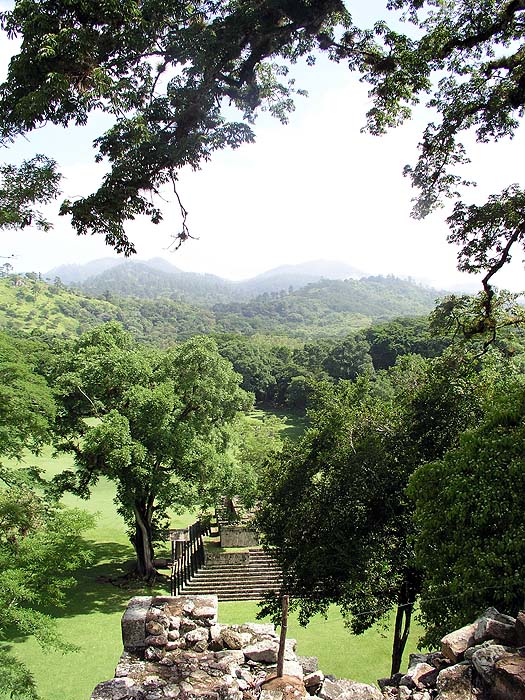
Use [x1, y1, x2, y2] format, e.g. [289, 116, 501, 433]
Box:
[179, 548, 282, 601]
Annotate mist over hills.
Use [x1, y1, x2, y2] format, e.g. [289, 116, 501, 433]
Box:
[0, 257, 446, 343]
[45, 258, 366, 301]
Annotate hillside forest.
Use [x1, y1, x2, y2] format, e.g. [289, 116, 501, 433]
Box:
[2, 259, 525, 697]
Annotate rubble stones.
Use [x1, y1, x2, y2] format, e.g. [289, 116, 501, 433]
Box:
[435, 663, 472, 699]
[474, 617, 517, 646]
[441, 622, 479, 663]
[304, 672, 324, 689]
[399, 663, 435, 689]
[318, 678, 345, 700]
[338, 682, 382, 700]
[298, 657, 319, 675]
[471, 644, 509, 684]
[222, 629, 248, 650]
[442, 608, 520, 663]
[98, 597, 525, 700]
[493, 652, 525, 700]
[283, 660, 304, 680]
[243, 640, 279, 663]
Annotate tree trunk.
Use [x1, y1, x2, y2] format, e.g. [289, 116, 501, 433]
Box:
[390, 600, 413, 676]
[133, 503, 156, 581]
[277, 595, 289, 678]
[390, 569, 419, 676]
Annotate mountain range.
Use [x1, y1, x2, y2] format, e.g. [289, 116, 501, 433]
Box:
[45, 258, 365, 301]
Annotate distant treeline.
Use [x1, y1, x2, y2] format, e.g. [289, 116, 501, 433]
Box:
[1, 272, 440, 342]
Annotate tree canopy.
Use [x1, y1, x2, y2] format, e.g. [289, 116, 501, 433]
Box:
[0, 485, 94, 700]
[51, 322, 252, 579]
[0, 331, 56, 485]
[409, 371, 525, 648]
[1, 0, 524, 306]
[257, 346, 500, 671]
[0, 0, 348, 252]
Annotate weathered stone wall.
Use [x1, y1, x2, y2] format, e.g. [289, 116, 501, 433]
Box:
[219, 526, 259, 548]
[91, 595, 381, 700]
[93, 597, 525, 700]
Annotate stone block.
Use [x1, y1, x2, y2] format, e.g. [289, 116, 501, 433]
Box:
[474, 617, 517, 646]
[145, 634, 168, 647]
[318, 678, 344, 700]
[435, 663, 472, 699]
[219, 526, 259, 548]
[283, 660, 304, 679]
[304, 671, 324, 688]
[442, 608, 516, 663]
[91, 677, 141, 700]
[516, 612, 525, 647]
[298, 656, 318, 675]
[400, 663, 435, 689]
[121, 596, 152, 652]
[146, 620, 166, 636]
[493, 652, 525, 700]
[409, 653, 432, 668]
[261, 674, 308, 699]
[471, 645, 509, 685]
[441, 622, 478, 663]
[239, 623, 276, 636]
[222, 628, 245, 650]
[338, 683, 382, 700]
[243, 640, 279, 663]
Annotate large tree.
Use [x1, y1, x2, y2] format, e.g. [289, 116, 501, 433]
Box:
[409, 370, 525, 648]
[257, 348, 493, 673]
[257, 375, 421, 676]
[0, 331, 93, 700]
[0, 0, 349, 253]
[51, 322, 252, 579]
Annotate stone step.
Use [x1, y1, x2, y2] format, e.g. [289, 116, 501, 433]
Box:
[182, 587, 281, 597]
[204, 565, 281, 573]
[191, 574, 281, 583]
[194, 572, 281, 580]
[183, 578, 281, 588]
[178, 543, 283, 601]
[186, 576, 282, 588]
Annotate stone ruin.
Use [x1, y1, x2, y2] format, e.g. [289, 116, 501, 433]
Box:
[91, 597, 525, 700]
[378, 606, 525, 700]
[91, 594, 382, 700]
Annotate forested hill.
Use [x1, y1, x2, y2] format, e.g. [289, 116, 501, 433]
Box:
[48, 258, 364, 301]
[1, 273, 442, 342]
[78, 261, 237, 304]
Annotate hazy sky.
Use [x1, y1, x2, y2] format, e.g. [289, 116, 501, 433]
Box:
[1, 1, 524, 292]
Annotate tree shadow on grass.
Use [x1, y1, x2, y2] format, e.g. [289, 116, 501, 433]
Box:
[8, 540, 172, 646]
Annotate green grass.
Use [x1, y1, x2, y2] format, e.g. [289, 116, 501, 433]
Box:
[6, 448, 186, 700]
[8, 434, 424, 699]
[248, 407, 308, 441]
[219, 603, 424, 685]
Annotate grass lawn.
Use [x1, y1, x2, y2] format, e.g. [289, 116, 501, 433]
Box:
[219, 602, 424, 686]
[7, 421, 424, 700]
[248, 407, 308, 441]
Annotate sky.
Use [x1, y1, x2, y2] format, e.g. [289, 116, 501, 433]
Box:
[1, 1, 524, 292]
